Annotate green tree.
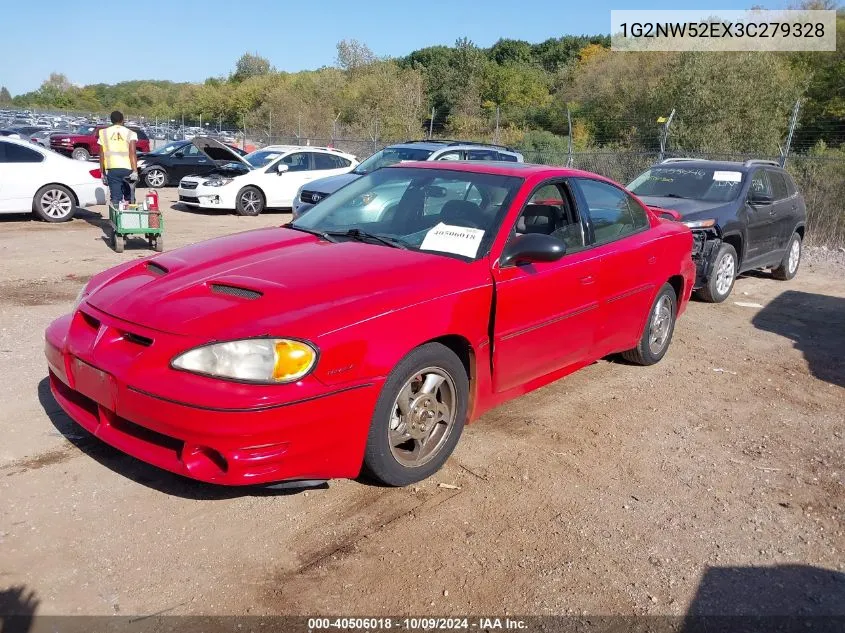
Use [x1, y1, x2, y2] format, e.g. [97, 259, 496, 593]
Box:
[336, 39, 376, 72]
[231, 53, 272, 83]
[489, 38, 532, 65]
[0, 86, 11, 104]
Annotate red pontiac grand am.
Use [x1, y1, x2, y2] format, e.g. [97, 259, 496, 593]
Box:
[45, 162, 695, 487]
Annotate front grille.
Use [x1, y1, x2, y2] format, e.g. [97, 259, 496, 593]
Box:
[210, 284, 262, 300]
[181, 181, 198, 190]
[300, 190, 327, 205]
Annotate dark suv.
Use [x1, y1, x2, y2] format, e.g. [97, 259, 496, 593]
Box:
[628, 159, 806, 302]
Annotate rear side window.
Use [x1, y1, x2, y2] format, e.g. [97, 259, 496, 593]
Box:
[496, 152, 519, 162]
[0, 141, 43, 163]
[313, 152, 351, 170]
[466, 149, 497, 161]
[767, 171, 790, 200]
[574, 178, 646, 245]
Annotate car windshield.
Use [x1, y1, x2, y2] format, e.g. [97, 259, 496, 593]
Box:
[353, 147, 434, 175]
[244, 149, 285, 168]
[76, 125, 96, 135]
[291, 167, 522, 260]
[147, 143, 183, 156]
[628, 167, 744, 203]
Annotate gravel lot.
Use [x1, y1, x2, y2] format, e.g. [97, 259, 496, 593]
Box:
[1, 187, 843, 618]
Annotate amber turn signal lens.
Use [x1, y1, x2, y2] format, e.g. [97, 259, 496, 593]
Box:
[272, 340, 316, 382]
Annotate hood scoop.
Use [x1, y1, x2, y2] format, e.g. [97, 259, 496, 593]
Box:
[146, 261, 168, 276]
[209, 283, 262, 300]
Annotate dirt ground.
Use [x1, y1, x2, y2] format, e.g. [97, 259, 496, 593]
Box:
[0, 187, 843, 618]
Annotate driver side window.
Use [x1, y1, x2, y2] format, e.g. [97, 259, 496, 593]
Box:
[513, 182, 586, 253]
[282, 152, 309, 172]
[750, 169, 772, 197]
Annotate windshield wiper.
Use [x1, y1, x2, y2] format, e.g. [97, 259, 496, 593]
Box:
[284, 223, 338, 242]
[325, 228, 410, 249]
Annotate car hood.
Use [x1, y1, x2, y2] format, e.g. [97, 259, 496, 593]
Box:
[191, 136, 251, 168]
[85, 228, 480, 340]
[303, 171, 363, 195]
[638, 196, 737, 222]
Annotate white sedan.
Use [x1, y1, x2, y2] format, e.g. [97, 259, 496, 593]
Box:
[177, 140, 358, 216]
[0, 137, 107, 222]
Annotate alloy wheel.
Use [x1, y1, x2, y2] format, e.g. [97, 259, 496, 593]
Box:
[241, 191, 260, 214]
[715, 252, 735, 296]
[648, 294, 673, 355]
[388, 368, 457, 468]
[40, 189, 73, 219]
[147, 169, 166, 188]
[787, 238, 800, 274]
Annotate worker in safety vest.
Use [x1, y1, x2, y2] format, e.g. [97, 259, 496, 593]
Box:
[98, 110, 138, 206]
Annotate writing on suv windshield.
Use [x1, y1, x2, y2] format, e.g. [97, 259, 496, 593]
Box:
[628, 167, 744, 203]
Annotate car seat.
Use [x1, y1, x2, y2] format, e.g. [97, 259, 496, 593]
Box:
[515, 204, 561, 235]
[440, 199, 484, 228]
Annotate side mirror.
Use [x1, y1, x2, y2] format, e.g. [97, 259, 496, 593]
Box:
[500, 233, 566, 267]
[750, 191, 773, 205]
[277, 163, 289, 175]
[173, 150, 184, 159]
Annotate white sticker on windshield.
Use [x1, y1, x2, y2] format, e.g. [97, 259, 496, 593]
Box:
[420, 223, 485, 258]
[264, 153, 281, 161]
[713, 170, 742, 182]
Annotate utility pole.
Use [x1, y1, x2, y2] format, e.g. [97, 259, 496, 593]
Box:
[658, 108, 675, 163]
[781, 99, 801, 168]
[566, 106, 574, 167]
[242, 112, 246, 150]
[494, 105, 500, 144]
[199, 113, 202, 129]
[298, 112, 302, 142]
[269, 110, 272, 143]
[428, 107, 435, 139]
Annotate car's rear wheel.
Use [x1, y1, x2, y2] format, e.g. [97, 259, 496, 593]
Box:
[235, 186, 265, 216]
[622, 283, 678, 366]
[772, 232, 801, 281]
[362, 343, 468, 487]
[696, 243, 737, 303]
[71, 147, 90, 161]
[112, 231, 124, 253]
[33, 185, 75, 222]
[144, 167, 167, 188]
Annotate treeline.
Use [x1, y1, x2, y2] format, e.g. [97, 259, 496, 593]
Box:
[5, 11, 844, 155]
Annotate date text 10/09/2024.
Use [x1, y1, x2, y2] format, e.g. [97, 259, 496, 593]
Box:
[307, 617, 528, 630]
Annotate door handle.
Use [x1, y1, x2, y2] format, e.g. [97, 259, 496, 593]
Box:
[579, 275, 595, 285]
[769, 209, 777, 216]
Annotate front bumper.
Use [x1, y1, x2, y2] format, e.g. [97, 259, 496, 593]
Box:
[176, 182, 234, 209]
[44, 310, 380, 485]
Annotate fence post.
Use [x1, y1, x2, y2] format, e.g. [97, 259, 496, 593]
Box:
[781, 99, 801, 168]
[494, 105, 500, 145]
[658, 108, 675, 162]
[566, 106, 574, 167]
[428, 107, 435, 140]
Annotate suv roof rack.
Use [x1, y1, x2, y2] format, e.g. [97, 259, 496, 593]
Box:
[743, 159, 780, 167]
[401, 139, 517, 152]
[660, 157, 705, 164]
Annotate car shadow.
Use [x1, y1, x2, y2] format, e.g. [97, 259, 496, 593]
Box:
[170, 202, 292, 217]
[36, 378, 327, 499]
[751, 290, 845, 388]
[682, 564, 845, 632]
[0, 584, 39, 633]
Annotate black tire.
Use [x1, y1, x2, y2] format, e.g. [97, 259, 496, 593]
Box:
[71, 147, 90, 161]
[695, 243, 738, 303]
[112, 231, 124, 253]
[772, 232, 801, 281]
[33, 184, 76, 222]
[362, 342, 469, 487]
[622, 283, 678, 366]
[144, 167, 168, 188]
[235, 186, 265, 216]
[152, 235, 164, 252]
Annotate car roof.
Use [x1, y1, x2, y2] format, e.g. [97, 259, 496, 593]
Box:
[387, 140, 519, 153]
[654, 158, 785, 172]
[257, 145, 355, 156]
[385, 160, 611, 180]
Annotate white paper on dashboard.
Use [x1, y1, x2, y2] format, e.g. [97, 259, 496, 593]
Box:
[712, 170, 742, 182]
[420, 223, 485, 258]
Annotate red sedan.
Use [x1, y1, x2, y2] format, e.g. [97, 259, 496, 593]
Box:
[45, 162, 695, 487]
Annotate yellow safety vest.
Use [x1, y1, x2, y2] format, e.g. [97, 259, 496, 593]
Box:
[99, 125, 134, 170]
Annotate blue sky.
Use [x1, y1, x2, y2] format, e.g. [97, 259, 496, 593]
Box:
[2, 0, 765, 95]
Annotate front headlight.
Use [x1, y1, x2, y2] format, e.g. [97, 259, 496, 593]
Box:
[171, 338, 318, 384]
[682, 219, 717, 229]
[203, 178, 233, 187]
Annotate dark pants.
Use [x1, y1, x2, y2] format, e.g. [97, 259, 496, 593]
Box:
[106, 168, 133, 205]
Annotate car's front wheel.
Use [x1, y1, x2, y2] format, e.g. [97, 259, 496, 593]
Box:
[622, 282, 677, 365]
[144, 167, 167, 188]
[772, 232, 801, 281]
[235, 186, 265, 216]
[71, 147, 90, 161]
[696, 243, 737, 303]
[362, 343, 468, 486]
[33, 185, 75, 222]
